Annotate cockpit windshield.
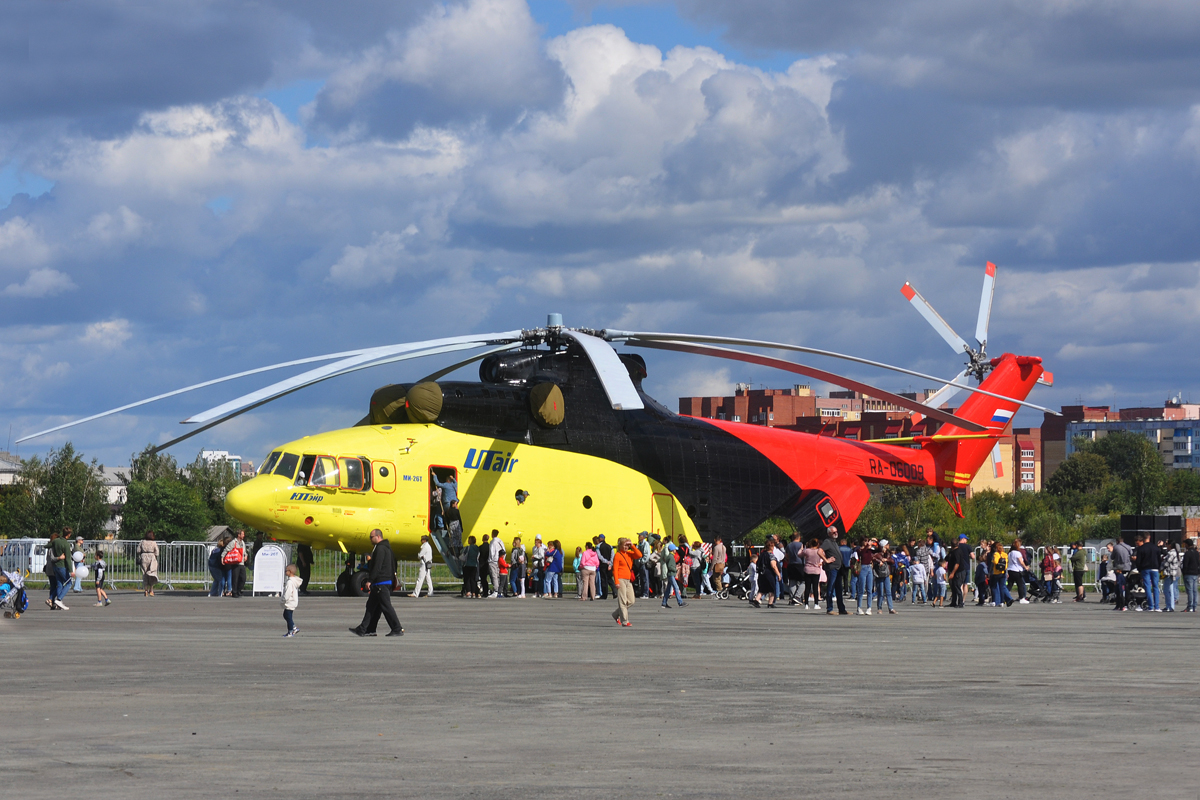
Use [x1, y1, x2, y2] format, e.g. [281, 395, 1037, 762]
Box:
[259, 451, 281, 476]
[274, 453, 300, 481]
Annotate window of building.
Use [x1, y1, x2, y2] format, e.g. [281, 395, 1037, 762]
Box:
[1020, 482, 1035, 491]
[733, 415, 741, 422]
[1021, 460, 1035, 469]
[1021, 472, 1034, 481]
[768, 412, 773, 420]
[1021, 449, 1034, 458]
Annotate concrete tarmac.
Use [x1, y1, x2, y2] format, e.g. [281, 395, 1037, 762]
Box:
[4, 589, 1198, 799]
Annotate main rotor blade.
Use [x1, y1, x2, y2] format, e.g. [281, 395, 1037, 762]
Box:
[16, 347, 380, 444]
[610, 330, 1059, 415]
[184, 332, 524, 424]
[900, 282, 971, 354]
[628, 339, 987, 433]
[416, 343, 523, 383]
[154, 339, 524, 453]
[560, 330, 644, 411]
[975, 261, 996, 348]
[920, 368, 970, 411]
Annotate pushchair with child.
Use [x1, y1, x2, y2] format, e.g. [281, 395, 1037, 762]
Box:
[1123, 568, 1149, 610]
[1025, 571, 1049, 601]
[720, 566, 754, 601]
[1, 570, 28, 619]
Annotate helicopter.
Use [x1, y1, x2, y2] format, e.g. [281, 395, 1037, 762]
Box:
[21, 263, 1054, 585]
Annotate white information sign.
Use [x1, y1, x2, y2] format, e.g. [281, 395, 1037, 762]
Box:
[252, 544, 287, 595]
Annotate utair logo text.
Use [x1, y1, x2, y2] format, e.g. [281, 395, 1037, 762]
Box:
[464, 448, 518, 473]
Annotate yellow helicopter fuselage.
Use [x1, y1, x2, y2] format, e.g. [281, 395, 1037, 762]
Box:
[225, 423, 697, 560]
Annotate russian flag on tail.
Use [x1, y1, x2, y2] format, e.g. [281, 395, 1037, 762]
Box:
[990, 408, 1015, 424]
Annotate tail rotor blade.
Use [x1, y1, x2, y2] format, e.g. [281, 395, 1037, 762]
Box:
[901, 282, 970, 354]
[990, 443, 1005, 479]
[975, 261, 996, 348]
[921, 369, 971, 411]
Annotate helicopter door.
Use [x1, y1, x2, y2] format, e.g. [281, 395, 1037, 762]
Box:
[427, 466, 463, 578]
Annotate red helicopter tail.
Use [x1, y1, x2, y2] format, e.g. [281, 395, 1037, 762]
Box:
[923, 353, 1045, 489]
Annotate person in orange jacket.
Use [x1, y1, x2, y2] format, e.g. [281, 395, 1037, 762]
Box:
[610, 537, 642, 627]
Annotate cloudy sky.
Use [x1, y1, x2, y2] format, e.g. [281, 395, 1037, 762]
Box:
[3, 0, 1199, 468]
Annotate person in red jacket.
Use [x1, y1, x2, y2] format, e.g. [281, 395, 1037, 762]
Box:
[610, 537, 643, 627]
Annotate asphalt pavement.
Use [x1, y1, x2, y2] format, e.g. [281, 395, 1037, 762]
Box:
[4, 588, 1198, 799]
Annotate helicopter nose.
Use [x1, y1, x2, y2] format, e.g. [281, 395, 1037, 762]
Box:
[225, 479, 275, 531]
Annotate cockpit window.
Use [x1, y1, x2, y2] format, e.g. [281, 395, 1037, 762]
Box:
[259, 451, 281, 476]
[295, 454, 316, 486]
[311, 456, 339, 487]
[274, 452, 300, 481]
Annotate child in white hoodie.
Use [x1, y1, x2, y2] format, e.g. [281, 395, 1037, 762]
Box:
[282, 564, 302, 637]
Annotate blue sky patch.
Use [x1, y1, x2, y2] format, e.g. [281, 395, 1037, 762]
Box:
[0, 162, 55, 209]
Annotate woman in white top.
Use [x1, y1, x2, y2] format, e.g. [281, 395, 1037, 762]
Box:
[1007, 539, 1029, 603]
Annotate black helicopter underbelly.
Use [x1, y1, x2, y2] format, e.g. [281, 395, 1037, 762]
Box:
[425, 360, 800, 540]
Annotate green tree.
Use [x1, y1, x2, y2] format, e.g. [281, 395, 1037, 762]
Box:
[1164, 469, 1200, 507]
[1083, 431, 1167, 514]
[0, 443, 111, 539]
[742, 516, 794, 546]
[1046, 452, 1110, 497]
[120, 478, 210, 541]
[126, 445, 180, 484]
[183, 452, 242, 527]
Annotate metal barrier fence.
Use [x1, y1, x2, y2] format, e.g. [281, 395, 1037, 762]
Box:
[2, 539, 539, 594]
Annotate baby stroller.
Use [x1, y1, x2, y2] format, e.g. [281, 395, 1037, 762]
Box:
[1, 570, 28, 619]
[1123, 568, 1149, 610]
[720, 566, 754, 601]
[1026, 572, 1049, 601]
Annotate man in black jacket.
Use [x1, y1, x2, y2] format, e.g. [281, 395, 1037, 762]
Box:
[820, 527, 847, 615]
[948, 534, 972, 608]
[350, 529, 404, 637]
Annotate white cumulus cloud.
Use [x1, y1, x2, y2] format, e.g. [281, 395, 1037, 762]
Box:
[3, 268, 77, 298]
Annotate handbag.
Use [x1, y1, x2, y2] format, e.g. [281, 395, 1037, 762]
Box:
[222, 547, 243, 566]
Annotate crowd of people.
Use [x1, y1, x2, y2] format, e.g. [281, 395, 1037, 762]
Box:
[450, 530, 728, 608]
[734, 527, 1200, 616]
[25, 516, 1200, 633]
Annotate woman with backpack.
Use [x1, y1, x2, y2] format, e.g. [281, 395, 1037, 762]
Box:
[872, 543, 897, 614]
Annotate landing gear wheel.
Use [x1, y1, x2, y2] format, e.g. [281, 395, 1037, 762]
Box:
[335, 569, 353, 597]
[349, 571, 371, 597]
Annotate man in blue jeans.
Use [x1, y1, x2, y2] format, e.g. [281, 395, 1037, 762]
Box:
[820, 527, 847, 615]
[46, 530, 73, 610]
[1134, 534, 1162, 612]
